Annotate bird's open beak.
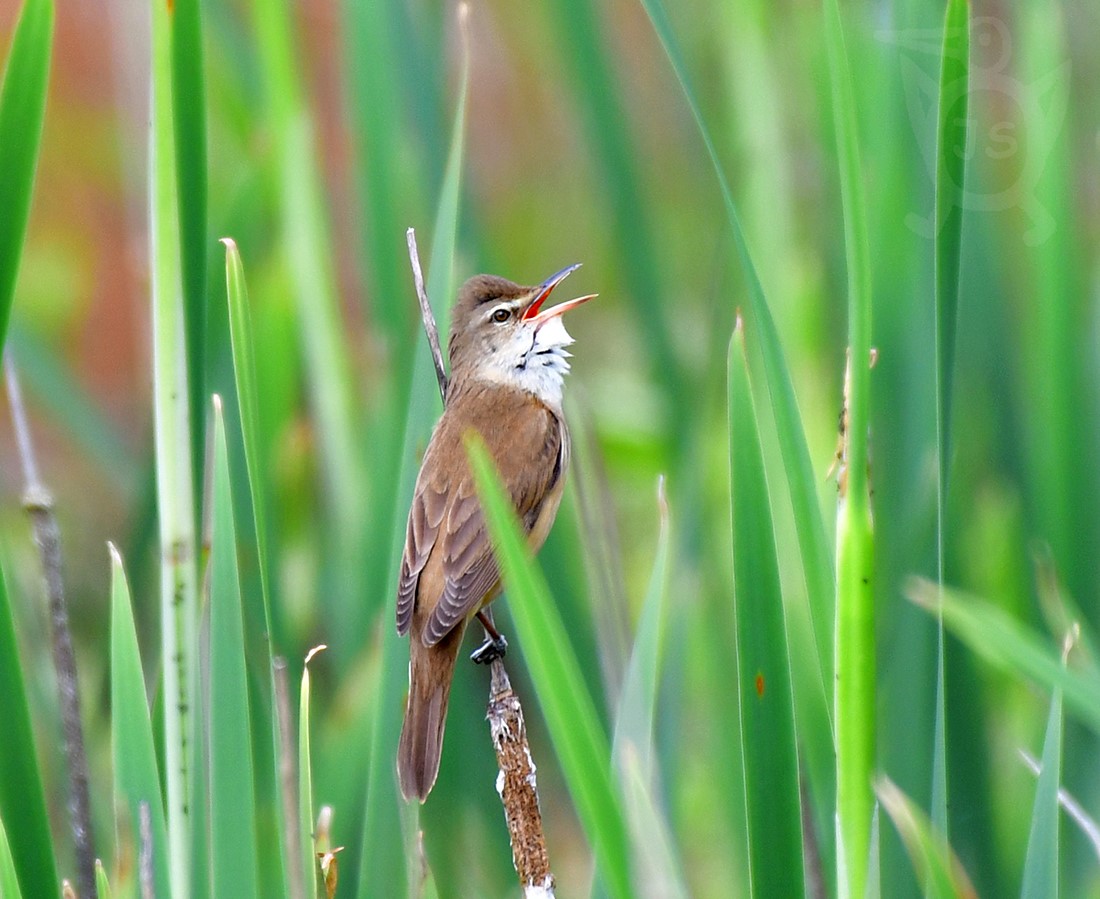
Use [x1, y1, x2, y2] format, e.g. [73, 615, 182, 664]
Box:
[523, 263, 596, 324]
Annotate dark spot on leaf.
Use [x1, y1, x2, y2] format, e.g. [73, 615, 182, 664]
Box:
[755, 673, 765, 697]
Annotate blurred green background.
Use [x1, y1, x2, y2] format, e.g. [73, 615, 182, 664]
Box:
[1, 0, 1098, 895]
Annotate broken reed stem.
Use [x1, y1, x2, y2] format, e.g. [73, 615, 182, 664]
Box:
[406, 227, 449, 403]
[274, 657, 307, 899]
[404, 231, 553, 894]
[487, 660, 555, 897]
[4, 355, 98, 899]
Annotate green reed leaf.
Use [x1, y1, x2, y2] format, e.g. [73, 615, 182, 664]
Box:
[468, 434, 633, 899]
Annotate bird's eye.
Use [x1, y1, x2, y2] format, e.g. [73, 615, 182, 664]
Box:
[490, 307, 511, 323]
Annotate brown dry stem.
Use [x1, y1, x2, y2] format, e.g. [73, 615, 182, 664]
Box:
[487, 660, 555, 897]
[4, 355, 97, 899]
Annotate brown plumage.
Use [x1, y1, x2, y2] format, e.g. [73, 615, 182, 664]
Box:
[395, 268, 591, 802]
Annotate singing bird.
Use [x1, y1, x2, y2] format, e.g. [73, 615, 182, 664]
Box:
[396, 264, 594, 802]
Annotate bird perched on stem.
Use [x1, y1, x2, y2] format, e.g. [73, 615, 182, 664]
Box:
[396, 264, 594, 802]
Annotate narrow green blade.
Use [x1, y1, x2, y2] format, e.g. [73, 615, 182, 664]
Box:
[636, 6, 839, 866]
[835, 484, 876, 899]
[822, 1, 877, 893]
[1015, 0, 1090, 611]
[876, 778, 977, 899]
[616, 747, 686, 899]
[611, 479, 687, 897]
[931, 0, 970, 846]
[468, 435, 632, 899]
[358, 11, 470, 896]
[222, 239, 291, 898]
[299, 650, 321, 899]
[547, 0, 685, 430]
[636, 0, 834, 740]
[207, 398, 261, 899]
[611, 480, 670, 770]
[729, 322, 805, 896]
[150, 0, 199, 887]
[222, 239, 274, 637]
[909, 581, 1100, 736]
[933, 0, 970, 459]
[821, 0, 872, 490]
[1020, 646, 1065, 899]
[338, 0, 414, 357]
[0, 0, 53, 349]
[94, 860, 113, 899]
[109, 544, 172, 899]
[420, 2, 470, 352]
[169, 0, 208, 511]
[251, 0, 365, 644]
[0, 562, 58, 895]
[0, 814, 24, 899]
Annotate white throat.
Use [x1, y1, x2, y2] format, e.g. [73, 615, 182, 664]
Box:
[479, 315, 575, 408]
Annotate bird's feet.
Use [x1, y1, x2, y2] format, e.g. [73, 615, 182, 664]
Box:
[471, 609, 508, 664]
[470, 632, 508, 664]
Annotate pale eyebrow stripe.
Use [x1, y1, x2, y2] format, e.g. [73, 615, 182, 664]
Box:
[487, 299, 523, 315]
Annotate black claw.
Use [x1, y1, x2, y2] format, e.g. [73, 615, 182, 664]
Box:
[470, 633, 508, 664]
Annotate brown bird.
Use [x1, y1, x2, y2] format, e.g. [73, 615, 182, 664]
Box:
[396, 264, 594, 802]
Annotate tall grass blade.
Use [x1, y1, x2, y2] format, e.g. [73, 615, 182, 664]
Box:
[728, 321, 805, 896]
[617, 748, 686, 899]
[931, 0, 970, 845]
[339, 0, 414, 359]
[359, 10, 470, 896]
[250, 0, 365, 633]
[876, 777, 976, 899]
[0, 0, 52, 349]
[207, 398, 261, 899]
[637, 0, 834, 733]
[468, 435, 632, 899]
[419, 4, 469, 355]
[0, 815, 24, 899]
[610, 478, 687, 897]
[223, 240, 293, 897]
[547, 0, 685, 428]
[1020, 637, 1067, 898]
[222, 239, 292, 896]
[611, 479, 670, 771]
[1016, 2, 1092, 612]
[169, 0, 208, 506]
[336, 0, 435, 682]
[909, 581, 1100, 736]
[933, 0, 970, 465]
[834, 468, 877, 899]
[822, 0, 876, 892]
[95, 861, 112, 899]
[337, 0, 422, 649]
[222, 239, 274, 637]
[150, 0, 199, 888]
[300, 649, 322, 899]
[0, 564, 57, 896]
[109, 544, 171, 899]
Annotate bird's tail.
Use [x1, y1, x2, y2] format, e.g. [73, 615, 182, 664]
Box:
[397, 621, 465, 802]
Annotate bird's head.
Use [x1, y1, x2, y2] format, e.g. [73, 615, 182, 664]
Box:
[447, 264, 595, 406]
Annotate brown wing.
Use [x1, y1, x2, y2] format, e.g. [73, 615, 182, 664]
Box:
[396, 473, 448, 636]
[421, 391, 565, 646]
